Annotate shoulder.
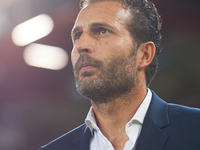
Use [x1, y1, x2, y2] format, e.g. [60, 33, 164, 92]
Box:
[151, 90, 200, 117]
[164, 103, 200, 148]
[168, 102, 200, 113]
[167, 103, 200, 123]
[150, 90, 200, 126]
[39, 124, 90, 150]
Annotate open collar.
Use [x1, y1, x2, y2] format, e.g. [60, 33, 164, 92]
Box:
[136, 91, 170, 150]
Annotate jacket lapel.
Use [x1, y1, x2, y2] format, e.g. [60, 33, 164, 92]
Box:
[136, 91, 170, 150]
[71, 124, 92, 150]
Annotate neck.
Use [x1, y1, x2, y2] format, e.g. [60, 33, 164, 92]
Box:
[91, 84, 147, 149]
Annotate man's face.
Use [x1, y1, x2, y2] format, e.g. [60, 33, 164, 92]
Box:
[71, 1, 138, 103]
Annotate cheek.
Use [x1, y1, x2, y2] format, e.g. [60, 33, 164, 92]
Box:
[96, 40, 115, 57]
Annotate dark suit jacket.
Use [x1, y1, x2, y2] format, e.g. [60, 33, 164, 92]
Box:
[39, 91, 200, 150]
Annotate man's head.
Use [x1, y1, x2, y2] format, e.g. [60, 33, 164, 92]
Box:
[71, 0, 162, 103]
[80, 0, 162, 86]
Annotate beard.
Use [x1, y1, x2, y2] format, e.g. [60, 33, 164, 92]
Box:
[73, 51, 137, 104]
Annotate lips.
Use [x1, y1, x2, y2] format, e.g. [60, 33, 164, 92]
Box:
[79, 63, 96, 71]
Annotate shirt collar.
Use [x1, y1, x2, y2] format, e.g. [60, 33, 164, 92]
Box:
[85, 88, 152, 135]
[85, 107, 99, 135]
[126, 88, 152, 126]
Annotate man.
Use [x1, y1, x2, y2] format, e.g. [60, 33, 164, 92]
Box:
[39, 0, 200, 150]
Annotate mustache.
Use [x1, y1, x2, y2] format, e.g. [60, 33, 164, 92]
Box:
[74, 53, 103, 72]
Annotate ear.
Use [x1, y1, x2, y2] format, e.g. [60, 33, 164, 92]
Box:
[137, 41, 156, 71]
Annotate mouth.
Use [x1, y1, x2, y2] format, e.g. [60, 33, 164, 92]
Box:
[79, 63, 97, 72]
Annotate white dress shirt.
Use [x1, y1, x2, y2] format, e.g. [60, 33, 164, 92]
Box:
[85, 88, 152, 150]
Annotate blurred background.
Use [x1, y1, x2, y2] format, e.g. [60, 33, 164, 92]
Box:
[0, 0, 199, 149]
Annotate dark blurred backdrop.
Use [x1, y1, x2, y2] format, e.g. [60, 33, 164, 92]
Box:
[0, 0, 199, 150]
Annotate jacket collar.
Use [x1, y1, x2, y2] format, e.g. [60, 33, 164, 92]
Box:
[71, 124, 92, 150]
[136, 90, 170, 150]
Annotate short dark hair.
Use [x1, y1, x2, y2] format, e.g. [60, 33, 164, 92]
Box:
[79, 0, 162, 86]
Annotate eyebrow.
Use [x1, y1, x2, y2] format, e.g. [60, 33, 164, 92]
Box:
[89, 22, 115, 31]
[71, 22, 115, 37]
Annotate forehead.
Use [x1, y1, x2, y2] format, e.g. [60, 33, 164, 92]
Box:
[73, 1, 131, 28]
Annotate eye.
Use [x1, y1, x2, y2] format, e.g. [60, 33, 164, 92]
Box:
[73, 32, 82, 41]
[98, 28, 110, 35]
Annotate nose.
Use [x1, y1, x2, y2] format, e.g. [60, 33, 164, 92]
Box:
[75, 32, 94, 54]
